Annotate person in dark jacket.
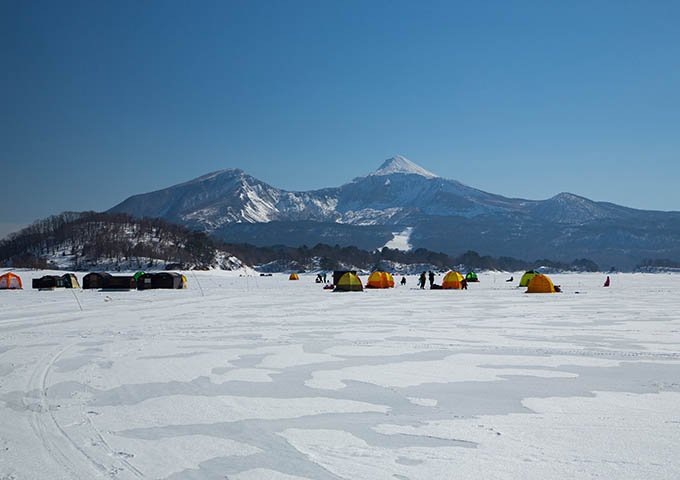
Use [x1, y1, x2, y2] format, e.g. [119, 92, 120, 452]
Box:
[428, 271, 435, 288]
[419, 272, 426, 289]
[400, 276, 406, 286]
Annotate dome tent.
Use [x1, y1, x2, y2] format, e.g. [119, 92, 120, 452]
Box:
[442, 271, 464, 289]
[334, 272, 363, 292]
[0, 273, 22, 289]
[519, 270, 540, 287]
[526, 273, 556, 293]
[465, 272, 479, 282]
[366, 271, 394, 289]
[332, 270, 356, 286]
[289, 273, 300, 280]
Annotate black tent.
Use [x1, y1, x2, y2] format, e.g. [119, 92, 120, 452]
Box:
[32, 275, 60, 289]
[333, 270, 357, 286]
[32, 274, 80, 289]
[105, 276, 137, 290]
[137, 272, 185, 290]
[82, 272, 112, 289]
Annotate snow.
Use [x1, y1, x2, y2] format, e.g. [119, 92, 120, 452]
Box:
[384, 227, 413, 251]
[367, 156, 439, 179]
[1, 269, 680, 479]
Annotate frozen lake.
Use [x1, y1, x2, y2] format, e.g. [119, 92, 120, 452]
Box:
[1, 270, 679, 479]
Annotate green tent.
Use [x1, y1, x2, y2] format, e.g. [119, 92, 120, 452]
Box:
[465, 272, 479, 282]
[519, 270, 539, 287]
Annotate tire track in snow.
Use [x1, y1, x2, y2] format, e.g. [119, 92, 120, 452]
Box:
[24, 343, 144, 479]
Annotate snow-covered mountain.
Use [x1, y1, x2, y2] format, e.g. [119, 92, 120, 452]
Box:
[109, 156, 680, 269]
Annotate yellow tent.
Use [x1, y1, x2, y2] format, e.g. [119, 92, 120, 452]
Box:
[442, 271, 464, 289]
[519, 270, 539, 287]
[334, 272, 363, 292]
[0, 273, 22, 289]
[526, 273, 556, 293]
[289, 273, 300, 280]
[366, 271, 394, 289]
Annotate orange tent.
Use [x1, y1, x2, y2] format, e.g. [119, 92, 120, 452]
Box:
[366, 271, 395, 289]
[289, 273, 300, 280]
[526, 273, 556, 293]
[442, 270, 464, 289]
[0, 273, 22, 289]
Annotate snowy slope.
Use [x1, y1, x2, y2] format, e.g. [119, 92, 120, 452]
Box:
[107, 156, 680, 268]
[110, 156, 653, 229]
[363, 155, 439, 179]
[1, 270, 680, 479]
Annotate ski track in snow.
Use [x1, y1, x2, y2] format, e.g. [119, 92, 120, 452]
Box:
[1, 269, 680, 479]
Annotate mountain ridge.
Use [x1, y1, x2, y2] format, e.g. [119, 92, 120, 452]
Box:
[108, 156, 680, 269]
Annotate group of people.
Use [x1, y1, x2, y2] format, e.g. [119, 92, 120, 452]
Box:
[315, 272, 328, 283]
[416, 271, 467, 290]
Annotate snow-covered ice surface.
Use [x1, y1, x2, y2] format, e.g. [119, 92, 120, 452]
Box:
[1, 269, 679, 479]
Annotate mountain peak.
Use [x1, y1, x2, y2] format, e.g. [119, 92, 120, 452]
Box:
[368, 156, 439, 179]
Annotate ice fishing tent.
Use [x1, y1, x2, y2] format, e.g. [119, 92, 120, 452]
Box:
[519, 270, 539, 287]
[289, 273, 300, 280]
[332, 270, 357, 286]
[61, 273, 80, 288]
[0, 273, 22, 289]
[333, 272, 363, 292]
[137, 272, 185, 290]
[526, 274, 556, 293]
[465, 272, 479, 282]
[83, 272, 113, 289]
[105, 276, 137, 290]
[32, 275, 75, 289]
[366, 271, 394, 289]
[33, 275, 57, 289]
[442, 271, 464, 289]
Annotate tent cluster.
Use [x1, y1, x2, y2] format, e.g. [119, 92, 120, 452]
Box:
[323, 268, 563, 295]
[83, 272, 141, 290]
[0, 271, 187, 291]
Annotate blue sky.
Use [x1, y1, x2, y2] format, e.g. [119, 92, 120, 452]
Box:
[2, 0, 679, 237]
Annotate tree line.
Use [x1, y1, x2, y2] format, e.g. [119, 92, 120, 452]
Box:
[0, 211, 218, 269]
[1, 211, 601, 272]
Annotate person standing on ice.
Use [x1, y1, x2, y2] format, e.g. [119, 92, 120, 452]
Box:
[604, 276, 610, 287]
[419, 272, 426, 289]
[401, 276, 406, 286]
[428, 271, 435, 288]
